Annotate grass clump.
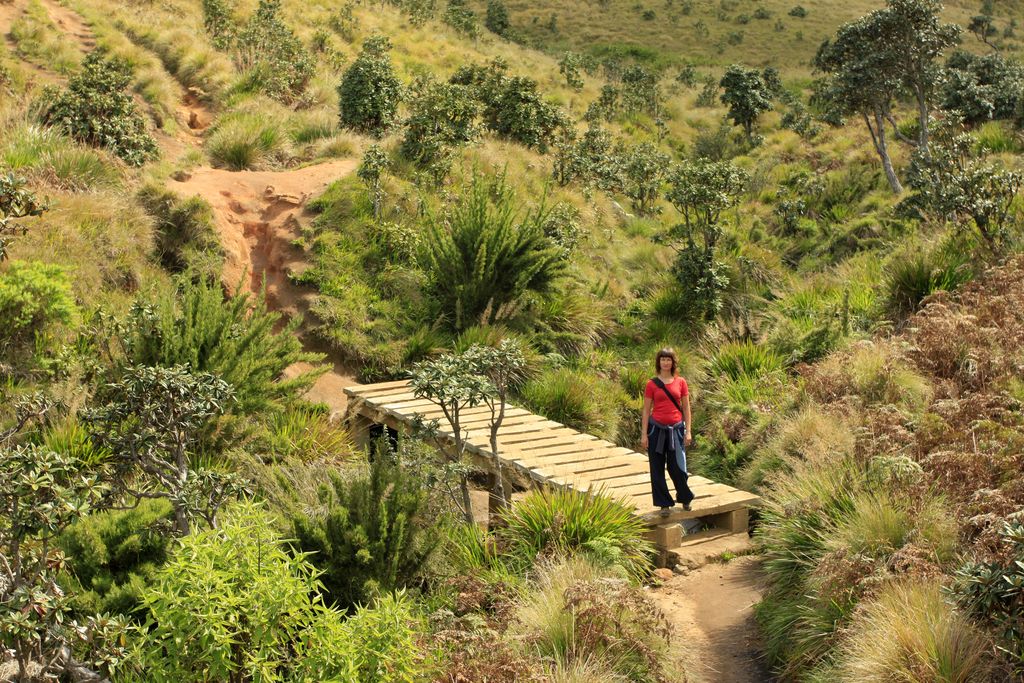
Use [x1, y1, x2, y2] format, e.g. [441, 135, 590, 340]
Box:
[9, 0, 80, 74]
[512, 556, 675, 683]
[521, 367, 624, 442]
[137, 184, 222, 279]
[2, 123, 122, 191]
[498, 488, 653, 582]
[205, 104, 292, 170]
[835, 582, 995, 682]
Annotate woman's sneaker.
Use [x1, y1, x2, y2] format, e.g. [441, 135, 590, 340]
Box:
[660, 507, 671, 518]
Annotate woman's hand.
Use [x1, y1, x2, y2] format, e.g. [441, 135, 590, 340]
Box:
[684, 431, 692, 447]
[640, 434, 648, 450]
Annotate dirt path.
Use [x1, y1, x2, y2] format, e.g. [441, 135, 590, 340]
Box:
[168, 159, 361, 412]
[654, 555, 771, 683]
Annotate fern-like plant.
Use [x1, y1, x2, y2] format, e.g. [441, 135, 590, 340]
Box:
[123, 277, 324, 419]
[290, 448, 441, 611]
[421, 174, 565, 330]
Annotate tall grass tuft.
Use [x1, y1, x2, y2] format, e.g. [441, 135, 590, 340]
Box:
[2, 124, 121, 191]
[882, 249, 972, 321]
[521, 367, 624, 442]
[206, 107, 292, 170]
[512, 556, 674, 682]
[706, 340, 784, 380]
[498, 488, 653, 582]
[836, 582, 995, 682]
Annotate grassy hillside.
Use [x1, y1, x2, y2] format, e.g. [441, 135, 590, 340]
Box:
[2, 0, 1024, 679]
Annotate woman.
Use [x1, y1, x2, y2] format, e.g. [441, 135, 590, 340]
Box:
[640, 347, 695, 517]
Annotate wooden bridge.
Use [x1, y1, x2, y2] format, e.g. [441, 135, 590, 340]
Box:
[344, 380, 761, 566]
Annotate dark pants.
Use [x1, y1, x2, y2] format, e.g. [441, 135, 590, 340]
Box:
[648, 429, 694, 508]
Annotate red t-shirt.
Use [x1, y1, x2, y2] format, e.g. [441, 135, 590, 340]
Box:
[645, 376, 688, 425]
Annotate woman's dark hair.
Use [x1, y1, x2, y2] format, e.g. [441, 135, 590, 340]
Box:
[654, 347, 678, 376]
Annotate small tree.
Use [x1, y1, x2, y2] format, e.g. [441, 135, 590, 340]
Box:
[231, 0, 315, 103]
[444, 0, 479, 38]
[85, 365, 244, 535]
[558, 51, 584, 91]
[903, 117, 1023, 254]
[664, 159, 747, 322]
[719, 64, 773, 142]
[552, 124, 622, 191]
[585, 84, 621, 122]
[485, 0, 511, 36]
[621, 64, 661, 116]
[400, 76, 480, 181]
[461, 339, 527, 507]
[968, 11, 997, 49]
[0, 444, 117, 682]
[621, 142, 669, 215]
[338, 36, 403, 138]
[358, 144, 389, 219]
[409, 353, 493, 524]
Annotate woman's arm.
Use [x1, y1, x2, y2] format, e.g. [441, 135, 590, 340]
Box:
[683, 393, 692, 446]
[640, 395, 653, 448]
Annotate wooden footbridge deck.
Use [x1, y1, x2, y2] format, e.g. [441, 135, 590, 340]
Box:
[344, 380, 761, 564]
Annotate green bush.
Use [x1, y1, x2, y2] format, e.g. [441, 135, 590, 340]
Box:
[0, 260, 77, 355]
[953, 522, 1024, 671]
[123, 277, 323, 420]
[58, 499, 173, 619]
[421, 174, 565, 330]
[521, 367, 623, 441]
[231, 0, 314, 103]
[401, 76, 480, 173]
[137, 184, 222, 278]
[127, 501, 409, 682]
[498, 488, 654, 581]
[451, 59, 566, 151]
[290, 449, 441, 611]
[338, 36, 403, 138]
[41, 51, 157, 166]
[485, 0, 511, 36]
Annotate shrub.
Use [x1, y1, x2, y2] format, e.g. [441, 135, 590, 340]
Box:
[444, 0, 479, 37]
[231, 0, 314, 103]
[290, 449, 441, 611]
[953, 522, 1024, 671]
[620, 142, 669, 215]
[400, 76, 480, 172]
[451, 59, 566, 151]
[719, 64, 773, 141]
[137, 184, 222, 278]
[205, 106, 291, 170]
[0, 170, 46, 260]
[788, 5, 807, 17]
[835, 582, 995, 682]
[0, 260, 77, 355]
[58, 499, 173, 619]
[421, 174, 565, 330]
[123, 277, 324, 420]
[485, 0, 511, 37]
[942, 51, 1024, 125]
[521, 368, 623, 442]
[512, 556, 673, 682]
[499, 488, 653, 581]
[829, 491, 957, 563]
[127, 501, 406, 682]
[41, 50, 157, 166]
[338, 36, 402, 138]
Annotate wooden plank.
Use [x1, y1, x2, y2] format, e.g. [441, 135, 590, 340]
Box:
[457, 412, 549, 430]
[346, 380, 411, 396]
[530, 458, 640, 482]
[524, 446, 637, 469]
[497, 429, 593, 447]
[462, 420, 563, 440]
[633, 490, 761, 520]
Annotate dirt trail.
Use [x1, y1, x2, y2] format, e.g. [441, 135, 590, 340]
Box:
[654, 555, 771, 683]
[168, 160, 361, 412]
[38, 0, 94, 51]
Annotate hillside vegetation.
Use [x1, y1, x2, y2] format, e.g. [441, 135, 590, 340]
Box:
[2, 0, 1024, 679]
